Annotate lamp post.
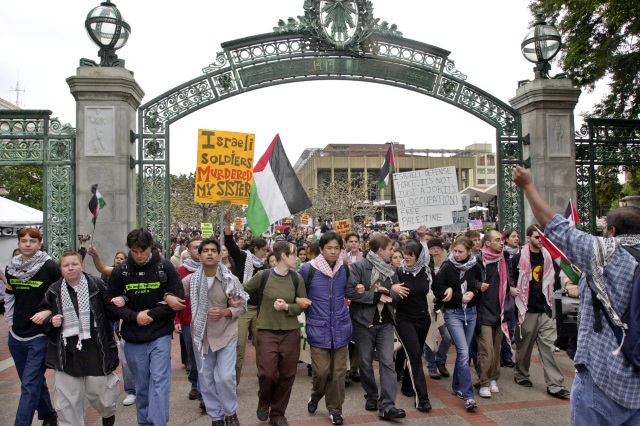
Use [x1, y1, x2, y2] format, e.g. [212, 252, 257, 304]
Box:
[473, 193, 480, 208]
[521, 13, 562, 79]
[83, 1, 130, 67]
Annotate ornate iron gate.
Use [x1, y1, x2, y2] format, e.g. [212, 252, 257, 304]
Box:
[575, 118, 640, 234]
[0, 110, 76, 260]
[137, 0, 524, 245]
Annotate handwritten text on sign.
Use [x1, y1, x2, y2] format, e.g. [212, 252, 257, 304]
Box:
[335, 219, 352, 238]
[393, 166, 462, 230]
[195, 129, 255, 204]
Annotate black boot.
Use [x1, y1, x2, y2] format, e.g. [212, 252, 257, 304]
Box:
[102, 415, 115, 426]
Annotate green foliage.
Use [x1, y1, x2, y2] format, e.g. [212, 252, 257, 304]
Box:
[0, 166, 43, 210]
[622, 166, 640, 196]
[532, 0, 640, 118]
[595, 165, 623, 212]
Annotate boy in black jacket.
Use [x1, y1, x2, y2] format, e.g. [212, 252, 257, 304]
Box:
[107, 228, 184, 426]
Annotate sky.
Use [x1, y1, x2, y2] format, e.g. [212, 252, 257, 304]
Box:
[0, 0, 607, 176]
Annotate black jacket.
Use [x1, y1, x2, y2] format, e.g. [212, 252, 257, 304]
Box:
[40, 273, 119, 375]
[432, 259, 481, 310]
[223, 232, 267, 306]
[107, 249, 184, 343]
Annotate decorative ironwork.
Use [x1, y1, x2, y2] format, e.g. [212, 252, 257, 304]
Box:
[140, 165, 167, 246]
[498, 133, 525, 236]
[0, 110, 75, 261]
[137, 0, 523, 245]
[575, 118, 640, 234]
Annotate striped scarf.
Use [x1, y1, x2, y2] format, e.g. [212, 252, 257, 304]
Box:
[515, 245, 554, 325]
[481, 246, 510, 339]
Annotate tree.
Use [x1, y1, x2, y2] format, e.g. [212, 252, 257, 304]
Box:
[304, 176, 380, 225]
[169, 173, 244, 232]
[532, 1, 640, 119]
[532, 1, 640, 203]
[594, 165, 623, 213]
[0, 166, 43, 210]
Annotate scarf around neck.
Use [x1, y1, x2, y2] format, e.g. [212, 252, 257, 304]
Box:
[401, 242, 432, 280]
[366, 251, 395, 290]
[182, 257, 201, 273]
[515, 245, 554, 325]
[311, 254, 344, 278]
[589, 234, 640, 347]
[191, 262, 249, 355]
[446, 252, 477, 308]
[481, 246, 509, 339]
[504, 245, 520, 257]
[61, 274, 91, 350]
[243, 250, 264, 283]
[7, 250, 50, 282]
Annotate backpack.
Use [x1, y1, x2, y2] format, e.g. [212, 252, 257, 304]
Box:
[121, 261, 167, 283]
[591, 246, 640, 369]
[256, 269, 299, 317]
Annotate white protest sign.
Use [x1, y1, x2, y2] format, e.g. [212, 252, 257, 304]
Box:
[442, 194, 470, 233]
[393, 166, 463, 231]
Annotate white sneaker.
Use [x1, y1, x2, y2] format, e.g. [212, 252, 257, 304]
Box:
[123, 394, 136, 406]
[479, 386, 491, 398]
[490, 380, 499, 393]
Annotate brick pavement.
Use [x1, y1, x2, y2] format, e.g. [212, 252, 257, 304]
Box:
[0, 317, 573, 426]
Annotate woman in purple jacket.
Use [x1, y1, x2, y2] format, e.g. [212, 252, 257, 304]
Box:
[299, 231, 352, 426]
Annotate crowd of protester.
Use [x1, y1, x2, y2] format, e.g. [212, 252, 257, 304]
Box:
[3, 167, 639, 425]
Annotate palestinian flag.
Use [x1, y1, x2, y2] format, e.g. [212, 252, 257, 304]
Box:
[88, 184, 106, 226]
[377, 144, 395, 189]
[565, 199, 581, 229]
[537, 228, 582, 285]
[247, 134, 312, 236]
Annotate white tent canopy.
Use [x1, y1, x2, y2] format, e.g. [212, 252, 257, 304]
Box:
[0, 196, 43, 226]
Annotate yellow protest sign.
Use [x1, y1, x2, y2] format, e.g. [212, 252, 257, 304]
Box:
[194, 129, 255, 204]
[335, 219, 351, 238]
[234, 217, 243, 230]
[200, 223, 213, 238]
[301, 214, 309, 225]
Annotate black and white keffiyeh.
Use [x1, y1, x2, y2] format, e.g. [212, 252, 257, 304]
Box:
[590, 234, 640, 354]
[190, 262, 249, 355]
[7, 250, 50, 282]
[446, 253, 477, 309]
[182, 257, 201, 273]
[61, 274, 91, 350]
[366, 251, 396, 290]
[243, 251, 264, 283]
[401, 242, 432, 282]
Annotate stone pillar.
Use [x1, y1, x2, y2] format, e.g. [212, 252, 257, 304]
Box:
[67, 66, 144, 275]
[509, 79, 581, 227]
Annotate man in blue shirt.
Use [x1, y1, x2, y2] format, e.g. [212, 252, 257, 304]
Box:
[513, 166, 640, 425]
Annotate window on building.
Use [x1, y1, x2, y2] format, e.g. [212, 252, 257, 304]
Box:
[487, 168, 496, 174]
[478, 156, 486, 166]
[487, 179, 496, 184]
[487, 155, 495, 166]
[477, 167, 486, 174]
[478, 179, 486, 185]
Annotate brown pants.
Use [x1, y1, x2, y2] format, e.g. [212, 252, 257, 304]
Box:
[256, 329, 300, 422]
[310, 344, 349, 414]
[475, 324, 503, 388]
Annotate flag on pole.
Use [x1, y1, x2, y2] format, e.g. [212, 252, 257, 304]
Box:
[377, 144, 395, 189]
[88, 184, 106, 226]
[537, 227, 582, 284]
[564, 199, 581, 229]
[246, 134, 312, 236]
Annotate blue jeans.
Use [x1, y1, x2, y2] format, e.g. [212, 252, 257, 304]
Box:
[181, 325, 199, 393]
[195, 339, 237, 421]
[124, 335, 172, 426]
[444, 307, 477, 401]
[500, 317, 516, 360]
[571, 366, 640, 426]
[352, 322, 397, 415]
[424, 324, 452, 370]
[8, 334, 56, 426]
[119, 339, 136, 396]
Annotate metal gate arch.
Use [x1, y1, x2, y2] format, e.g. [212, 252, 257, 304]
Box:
[137, 1, 524, 245]
[0, 110, 76, 260]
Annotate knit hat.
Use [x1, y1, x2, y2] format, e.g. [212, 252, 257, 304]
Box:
[427, 238, 443, 249]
